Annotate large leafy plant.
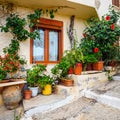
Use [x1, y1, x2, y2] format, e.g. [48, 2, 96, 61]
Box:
[82, 7, 120, 63]
[27, 64, 46, 87]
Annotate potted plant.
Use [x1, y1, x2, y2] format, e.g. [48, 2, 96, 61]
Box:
[27, 64, 46, 97]
[82, 6, 120, 65]
[51, 55, 74, 86]
[83, 54, 98, 71]
[24, 89, 32, 100]
[74, 48, 84, 75]
[63, 50, 76, 74]
[38, 75, 55, 95]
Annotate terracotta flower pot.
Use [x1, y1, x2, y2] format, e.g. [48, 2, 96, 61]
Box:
[93, 61, 104, 71]
[24, 90, 32, 100]
[60, 78, 74, 86]
[86, 64, 93, 71]
[74, 63, 82, 75]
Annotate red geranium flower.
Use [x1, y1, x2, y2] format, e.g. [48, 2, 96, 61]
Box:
[111, 24, 115, 30]
[94, 47, 99, 53]
[105, 16, 110, 20]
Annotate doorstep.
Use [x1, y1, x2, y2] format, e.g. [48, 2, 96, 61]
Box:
[23, 94, 75, 117]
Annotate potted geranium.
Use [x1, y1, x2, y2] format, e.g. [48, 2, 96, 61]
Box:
[82, 6, 120, 64]
[92, 47, 103, 71]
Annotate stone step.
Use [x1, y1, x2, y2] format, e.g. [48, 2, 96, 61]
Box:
[81, 80, 120, 110]
[22, 94, 75, 118]
[56, 85, 79, 97]
[21, 97, 120, 120]
[56, 72, 109, 98]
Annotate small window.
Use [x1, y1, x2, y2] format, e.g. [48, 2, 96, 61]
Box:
[30, 18, 63, 64]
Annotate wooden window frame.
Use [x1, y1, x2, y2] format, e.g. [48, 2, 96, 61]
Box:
[112, 0, 119, 7]
[30, 18, 63, 64]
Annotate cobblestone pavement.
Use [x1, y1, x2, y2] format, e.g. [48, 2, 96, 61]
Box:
[32, 97, 120, 120]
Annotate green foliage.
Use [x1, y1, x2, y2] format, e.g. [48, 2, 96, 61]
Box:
[107, 6, 120, 23]
[14, 109, 22, 120]
[51, 48, 84, 78]
[0, 7, 58, 79]
[82, 6, 120, 62]
[27, 9, 57, 27]
[80, 39, 96, 55]
[0, 13, 40, 41]
[38, 75, 54, 89]
[1, 14, 29, 41]
[51, 56, 72, 78]
[104, 45, 120, 65]
[74, 48, 84, 63]
[64, 50, 76, 66]
[84, 54, 98, 64]
[3, 39, 19, 54]
[107, 70, 113, 81]
[27, 64, 46, 87]
[0, 67, 7, 80]
[51, 57, 71, 78]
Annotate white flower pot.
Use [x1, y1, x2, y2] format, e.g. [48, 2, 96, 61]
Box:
[29, 87, 39, 97]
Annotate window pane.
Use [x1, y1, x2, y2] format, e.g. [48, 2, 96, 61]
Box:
[33, 29, 44, 61]
[49, 31, 59, 61]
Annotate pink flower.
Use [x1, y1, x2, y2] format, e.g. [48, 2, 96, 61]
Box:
[111, 24, 115, 30]
[105, 16, 110, 20]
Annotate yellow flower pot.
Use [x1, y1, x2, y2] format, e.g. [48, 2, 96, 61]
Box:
[42, 84, 52, 95]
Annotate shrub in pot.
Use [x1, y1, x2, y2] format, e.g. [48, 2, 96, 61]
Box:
[51, 56, 74, 86]
[38, 75, 55, 95]
[74, 48, 84, 75]
[82, 7, 120, 63]
[27, 64, 46, 97]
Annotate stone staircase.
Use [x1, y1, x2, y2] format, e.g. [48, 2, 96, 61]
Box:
[1, 71, 120, 120]
[82, 79, 120, 110]
[21, 71, 111, 119]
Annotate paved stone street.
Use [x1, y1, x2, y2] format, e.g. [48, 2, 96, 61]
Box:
[31, 97, 120, 120]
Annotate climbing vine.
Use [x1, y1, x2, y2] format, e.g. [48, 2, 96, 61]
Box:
[0, 3, 58, 79]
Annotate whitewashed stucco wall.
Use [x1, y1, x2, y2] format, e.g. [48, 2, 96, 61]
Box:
[96, 0, 112, 19]
[67, 0, 95, 7]
[0, 6, 87, 68]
